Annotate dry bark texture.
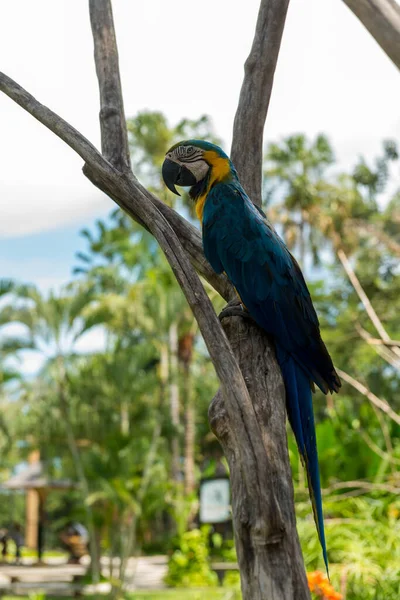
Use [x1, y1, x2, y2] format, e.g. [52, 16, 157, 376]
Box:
[231, 0, 290, 206]
[342, 0, 400, 70]
[210, 317, 309, 599]
[0, 0, 314, 597]
[89, 0, 130, 171]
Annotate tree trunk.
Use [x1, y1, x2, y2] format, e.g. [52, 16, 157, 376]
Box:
[184, 373, 195, 494]
[159, 343, 169, 405]
[0, 2, 311, 594]
[56, 358, 100, 584]
[209, 316, 310, 600]
[183, 363, 195, 495]
[178, 331, 196, 495]
[169, 322, 181, 481]
[120, 400, 129, 436]
[299, 217, 306, 269]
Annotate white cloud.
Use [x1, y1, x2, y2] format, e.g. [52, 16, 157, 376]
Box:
[74, 327, 107, 354]
[17, 351, 46, 377]
[0, 0, 399, 239]
[1, 323, 107, 377]
[0, 183, 109, 238]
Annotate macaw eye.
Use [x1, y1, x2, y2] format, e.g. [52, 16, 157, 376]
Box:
[175, 145, 199, 161]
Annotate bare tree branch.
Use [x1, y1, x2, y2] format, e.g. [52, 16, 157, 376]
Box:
[231, 0, 291, 206]
[89, 0, 131, 172]
[85, 9, 310, 595]
[134, 183, 234, 301]
[0, 72, 111, 174]
[324, 479, 400, 495]
[210, 317, 309, 598]
[360, 430, 400, 466]
[337, 368, 400, 426]
[0, 72, 232, 302]
[368, 400, 396, 473]
[337, 248, 400, 359]
[342, 0, 400, 71]
[350, 220, 400, 257]
[0, 30, 303, 600]
[87, 0, 307, 593]
[368, 338, 400, 347]
[87, 0, 233, 301]
[1, 0, 310, 593]
[86, 109, 288, 600]
[356, 323, 400, 369]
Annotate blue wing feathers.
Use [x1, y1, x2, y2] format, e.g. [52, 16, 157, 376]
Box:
[202, 181, 339, 571]
[276, 345, 329, 573]
[203, 182, 340, 394]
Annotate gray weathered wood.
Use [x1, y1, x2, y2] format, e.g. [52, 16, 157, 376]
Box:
[89, 0, 131, 171]
[342, 0, 400, 70]
[0, 74, 283, 591]
[210, 316, 309, 599]
[228, 0, 310, 595]
[0, 73, 232, 303]
[0, 0, 311, 595]
[231, 0, 291, 206]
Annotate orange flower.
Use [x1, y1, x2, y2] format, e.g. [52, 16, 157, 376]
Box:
[307, 571, 343, 600]
[388, 504, 399, 519]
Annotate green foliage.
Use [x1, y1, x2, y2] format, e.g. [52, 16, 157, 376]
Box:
[1, 114, 400, 596]
[222, 571, 241, 589]
[298, 495, 400, 599]
[126, 593, 240, 600]
[165, 526, 218, 588]
[3, 592, 241, 600]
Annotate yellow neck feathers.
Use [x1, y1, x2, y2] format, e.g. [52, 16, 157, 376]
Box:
[195, 150, 231, 221]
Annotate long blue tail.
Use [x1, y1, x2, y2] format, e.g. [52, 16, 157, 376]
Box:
[276, 344, 328, 574]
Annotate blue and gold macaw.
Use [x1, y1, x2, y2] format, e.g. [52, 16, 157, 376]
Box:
[162, 140, 341, 571]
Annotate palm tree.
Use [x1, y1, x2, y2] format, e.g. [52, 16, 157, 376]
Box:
[178, 330, 196, 494]
[77, 215, 195, 484]
[264, 135, 400, 264]
[2, 281, 101, 581]
[264, 133, 335, 266]
[0, 279, 32, 454]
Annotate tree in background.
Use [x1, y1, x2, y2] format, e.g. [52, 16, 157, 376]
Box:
[0, 126, 400, 597]
[1, 0, 400, 597]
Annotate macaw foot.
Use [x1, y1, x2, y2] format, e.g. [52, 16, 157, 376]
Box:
[219, 299, 254, 322]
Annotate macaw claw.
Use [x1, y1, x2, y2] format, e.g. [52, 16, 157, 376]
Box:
[219, 300, 253, 322]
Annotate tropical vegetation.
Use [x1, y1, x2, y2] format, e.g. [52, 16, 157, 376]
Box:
[0, 111, 399, 599]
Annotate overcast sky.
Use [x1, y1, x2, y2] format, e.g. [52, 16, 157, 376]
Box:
[1, 0, 399, 288]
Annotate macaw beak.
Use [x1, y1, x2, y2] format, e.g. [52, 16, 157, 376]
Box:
[162, 158, 197, 196]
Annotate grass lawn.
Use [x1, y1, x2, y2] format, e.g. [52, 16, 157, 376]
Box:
[2, 590, 241, 600]
[2, 544, 67, 561]
[128, 592, 240, 600]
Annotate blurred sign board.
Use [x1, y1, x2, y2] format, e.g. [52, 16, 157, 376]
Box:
[199, 477, 231, 524]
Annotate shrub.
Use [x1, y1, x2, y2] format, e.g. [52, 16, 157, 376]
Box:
[165, 526, 218, 588]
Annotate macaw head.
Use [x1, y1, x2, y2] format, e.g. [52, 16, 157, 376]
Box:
[162, 140, 233, 197]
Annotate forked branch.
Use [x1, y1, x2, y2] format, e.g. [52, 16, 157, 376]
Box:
[0, 0, 308, 595]
[338, 249, 400, 360]
[337, 368, 400, 426]
[86, 3, 274, 510]
[0, 73, 231, 302]
[0, 9, 272, 560]
[356, 324, 400, 370]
